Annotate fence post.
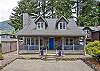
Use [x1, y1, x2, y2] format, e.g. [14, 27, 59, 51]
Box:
[17, 39, 19, 55]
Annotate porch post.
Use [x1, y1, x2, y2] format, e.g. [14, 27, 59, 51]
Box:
[84, 37, 86, 55]
[17, 38, 19, 55]
[73, 44, 75, 51]
[38, 37, 40, 52]
[73, 38, 75, 51]
[62, 37, 64, 56]
[68, 38, 70, 45]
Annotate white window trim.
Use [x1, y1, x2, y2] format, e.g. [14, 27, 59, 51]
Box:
[58, 22, 67, 30]
[37, 22, 45, 30]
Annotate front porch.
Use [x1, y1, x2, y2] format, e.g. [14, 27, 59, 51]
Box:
[18, 36, 85, 54]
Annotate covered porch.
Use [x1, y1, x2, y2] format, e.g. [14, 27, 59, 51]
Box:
[17, 36, 85, 54]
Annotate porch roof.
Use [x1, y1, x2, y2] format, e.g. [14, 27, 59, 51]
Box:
[17, 28, 85, 37]
[17, 18, 85, 37]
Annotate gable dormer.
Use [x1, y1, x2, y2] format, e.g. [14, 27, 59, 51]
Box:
[34, 16, 48, 30]
[56, 16, 68, 30]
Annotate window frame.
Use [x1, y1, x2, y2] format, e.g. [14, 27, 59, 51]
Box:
[36, 22, 45, 30]
[58, 22, 67, 30]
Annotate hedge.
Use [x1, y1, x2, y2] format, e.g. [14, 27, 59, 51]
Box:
[85, 41, 100, 62]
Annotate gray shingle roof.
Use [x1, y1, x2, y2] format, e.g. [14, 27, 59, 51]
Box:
[17, 18, 85, 36]
[79, 26, 100, 32]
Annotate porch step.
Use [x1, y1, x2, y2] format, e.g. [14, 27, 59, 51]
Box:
[44, 53, 57, 60]
[46, 50, 56, 54]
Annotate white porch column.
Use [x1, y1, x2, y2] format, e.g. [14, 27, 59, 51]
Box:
[62, 37, 64, 56]
[17, 38, 19, 55]
[38, 37, 40, 52]
[84, 37, 86, 55]
[68, 38, 70, 45]
[73, 44, 75, 51]
[73, 38, 75, 51]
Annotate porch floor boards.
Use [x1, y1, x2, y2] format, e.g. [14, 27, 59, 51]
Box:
[18, 53, 91, 61]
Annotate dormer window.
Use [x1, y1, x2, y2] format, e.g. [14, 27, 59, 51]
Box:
[37, 22, 45, 30]
[58, 22, 67, 30]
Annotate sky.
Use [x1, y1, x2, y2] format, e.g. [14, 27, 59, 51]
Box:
[0, 0, 20, 22]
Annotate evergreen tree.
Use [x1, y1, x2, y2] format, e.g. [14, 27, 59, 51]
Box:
[10, 0, 74, 30]
[77, 0, 98, 26]
[10, 0, 39, 30]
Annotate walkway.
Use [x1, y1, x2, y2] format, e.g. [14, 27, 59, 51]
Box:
[1, 51, 17, 67]
[1, 59, 94, 71]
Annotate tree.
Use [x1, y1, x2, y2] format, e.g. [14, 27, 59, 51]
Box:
[77, 0, 99, 26]
[10, 0, 39, 30]
[10, 0, 74, 30]
[54, 0, 74, 18]
[85, 41, 100, 56]
[97, 2, 100, 24]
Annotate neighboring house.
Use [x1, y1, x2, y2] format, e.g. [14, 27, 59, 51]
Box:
[0, 21, 15, 40]
[0, 21, 17, 53]
[17, 13, 85, 54]
[80, 26, 100, 43]
[0, 21, 15, 34]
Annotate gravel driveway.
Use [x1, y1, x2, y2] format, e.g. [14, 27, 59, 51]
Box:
[1, 59, 94, 71]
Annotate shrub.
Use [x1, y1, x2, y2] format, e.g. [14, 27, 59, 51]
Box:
[85, 41, 100, 56]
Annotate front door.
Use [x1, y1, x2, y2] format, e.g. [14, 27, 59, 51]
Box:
[49, 37, 54, 50]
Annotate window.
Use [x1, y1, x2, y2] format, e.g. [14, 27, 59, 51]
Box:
[70, 38, 73, 45]
[84, 29, 91, 38]
[24, 37, 31, 45]
[65, 38, 68, 45]
[1, 35, 5, 38]
[58, 22, 67, 30]
[31, 37, 34, 45]
[27, 38, 30, 45]
[37, 22, 45, 30]
[64, 38, 75, 45]
[24, 37, 39, 45]
[60, 23, 62, 29]
[40, 38, 43, 46]
[74, 38, 79, 45]
[41, 23, 43, 28]
[36, 38, 38, 45]
[1, 35, 10, 38]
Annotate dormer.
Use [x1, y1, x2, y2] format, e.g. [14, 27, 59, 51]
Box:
[34, 16, 48, 30]
[56, 16, 68, 30]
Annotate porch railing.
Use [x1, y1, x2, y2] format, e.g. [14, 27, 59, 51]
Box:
[19, 44, 84, 50]
[19, 45, 39, 50]
[64, 45, 84, 50]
